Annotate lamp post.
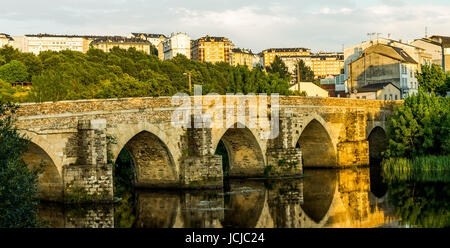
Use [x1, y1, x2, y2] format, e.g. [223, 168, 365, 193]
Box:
[183, 72, 192, 95]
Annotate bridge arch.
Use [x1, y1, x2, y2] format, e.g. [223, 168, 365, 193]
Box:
[294, 116, 337, 167]
[22, 140, 64, 201]
[366, 126, 388, 163]
[213, 122, 265, 177]
[113, 125, 178, 188]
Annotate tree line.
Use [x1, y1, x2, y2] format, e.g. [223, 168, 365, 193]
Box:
[0, 46, 300, 103]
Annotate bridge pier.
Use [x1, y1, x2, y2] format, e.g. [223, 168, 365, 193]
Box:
[266, 112, 303, 176]
[180, 115, 223, 189]
[63, 119, 114, 203]
[336, 110, 370, 167]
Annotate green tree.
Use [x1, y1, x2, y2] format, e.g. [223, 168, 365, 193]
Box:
[384, 90, 450, 158]
[416, 64, 446, 94]
[0, 103, 40, 227]
[266, 56, 291, 80]
[292, 59, 315, 82]
[0, 79, 16, 103]
[0, 60, 29, 83]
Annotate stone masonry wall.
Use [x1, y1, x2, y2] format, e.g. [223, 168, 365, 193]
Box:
[63, 119, 113, 203]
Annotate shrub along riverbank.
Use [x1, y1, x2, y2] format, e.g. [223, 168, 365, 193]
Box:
[382, 90, 450, 180]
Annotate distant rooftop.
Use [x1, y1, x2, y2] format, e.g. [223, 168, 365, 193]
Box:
[91, 36, 151, 44]
[195, 35, 233, 43]
[357, 82, 399, 93]
[264, 48, 310, 53]
[232, 48, 255, 55]
[131, 33, 167, 39]
[25, 33, 107, 39]
[0, 33, 14, 41]
[360, 43, 418, 64]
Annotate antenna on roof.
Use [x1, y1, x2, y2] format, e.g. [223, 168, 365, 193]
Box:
[425, 26, 428, 38]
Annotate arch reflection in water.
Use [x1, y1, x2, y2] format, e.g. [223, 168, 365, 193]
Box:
[221, 180, 266, 228]
[36, 169, 400, 228]
[300, 169, 337, 224]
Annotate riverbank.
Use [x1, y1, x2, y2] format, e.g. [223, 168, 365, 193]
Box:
[382, 155, 450, 182]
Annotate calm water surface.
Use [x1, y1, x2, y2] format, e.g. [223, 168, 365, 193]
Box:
[37, 166, 450, 228]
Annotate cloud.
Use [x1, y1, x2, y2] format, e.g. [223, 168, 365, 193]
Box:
[0, 1, 449, 53]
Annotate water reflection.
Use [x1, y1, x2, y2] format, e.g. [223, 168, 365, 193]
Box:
[37, 166, 448, 228]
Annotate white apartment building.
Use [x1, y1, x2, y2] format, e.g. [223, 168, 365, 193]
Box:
[17, 34, 86, 54]
[163, 33, 190, 60]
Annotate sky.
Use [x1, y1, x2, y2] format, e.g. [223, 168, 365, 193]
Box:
[1, 0, 450, 53]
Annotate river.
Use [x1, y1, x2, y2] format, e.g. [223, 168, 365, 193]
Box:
[37, 166, 449, 228]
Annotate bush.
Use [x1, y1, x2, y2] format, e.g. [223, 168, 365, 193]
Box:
[0, 103, 40, 227]
[384, 90, 450, 158]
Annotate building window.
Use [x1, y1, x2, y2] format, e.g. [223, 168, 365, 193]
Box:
[384, 94, 387, 100]
[395, 95, 398, 100]
[389, 94, 392, 100]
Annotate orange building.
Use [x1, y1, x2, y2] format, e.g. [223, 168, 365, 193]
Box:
[263, 48, 311, 68]
[280, 52, 344, 79]
[191, 36, 235, 63]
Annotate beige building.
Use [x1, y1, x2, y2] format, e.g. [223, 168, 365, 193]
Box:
[0, 33, 14, 48]
[410, 38, 442, 67]
[263, 48, 310, 68]
[344, 38, 430, 81]
[289, 82, 329, 97]
[428, 35, 450, 72]
[191, 36, 235, 64]
[90, 36, 152, 54]
[162, 32, 191, 60]
[129, 33, 167, 47]
[352, 82, 400, 100]
[231, 48, 260, 69]
[130, 33, 167, 60]
[349, 44, 419, 99]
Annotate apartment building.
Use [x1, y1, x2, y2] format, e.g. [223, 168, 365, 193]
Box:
[129, 33, 167, 47]
[348, 43, 419, 98]
[130, 33, 167, 60]
[262, 48, 311, 68]
[163, 32, 191, 60]
[344, 38, 431, 80]
[231, 48, 260, 69]
[428, 35, 450, 72]
[280, 52, 344, 79]
[191, 36, 234, 63]
[19, 34, 85, 54]
[0, 33, 14, 48]
[90, 36, 152, 54]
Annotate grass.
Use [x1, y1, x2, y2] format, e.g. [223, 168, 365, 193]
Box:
[382, 155, 450, 182]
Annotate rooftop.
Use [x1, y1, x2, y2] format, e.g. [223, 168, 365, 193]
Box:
[264, 48, 310, 53]
[195, 35, 233, 43]
[0, 33, 14, 41]
[232, 48, 255, 55]
[132, 33, 167, 39]
[91, 36, 151, 44]
[357, 82, 399, 93]
[360, 44, 418, 64]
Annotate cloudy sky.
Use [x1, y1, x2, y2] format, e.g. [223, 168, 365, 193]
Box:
[1, 0, 449, 53]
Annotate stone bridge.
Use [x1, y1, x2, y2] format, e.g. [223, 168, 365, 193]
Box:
[14, 96, 400, 202]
